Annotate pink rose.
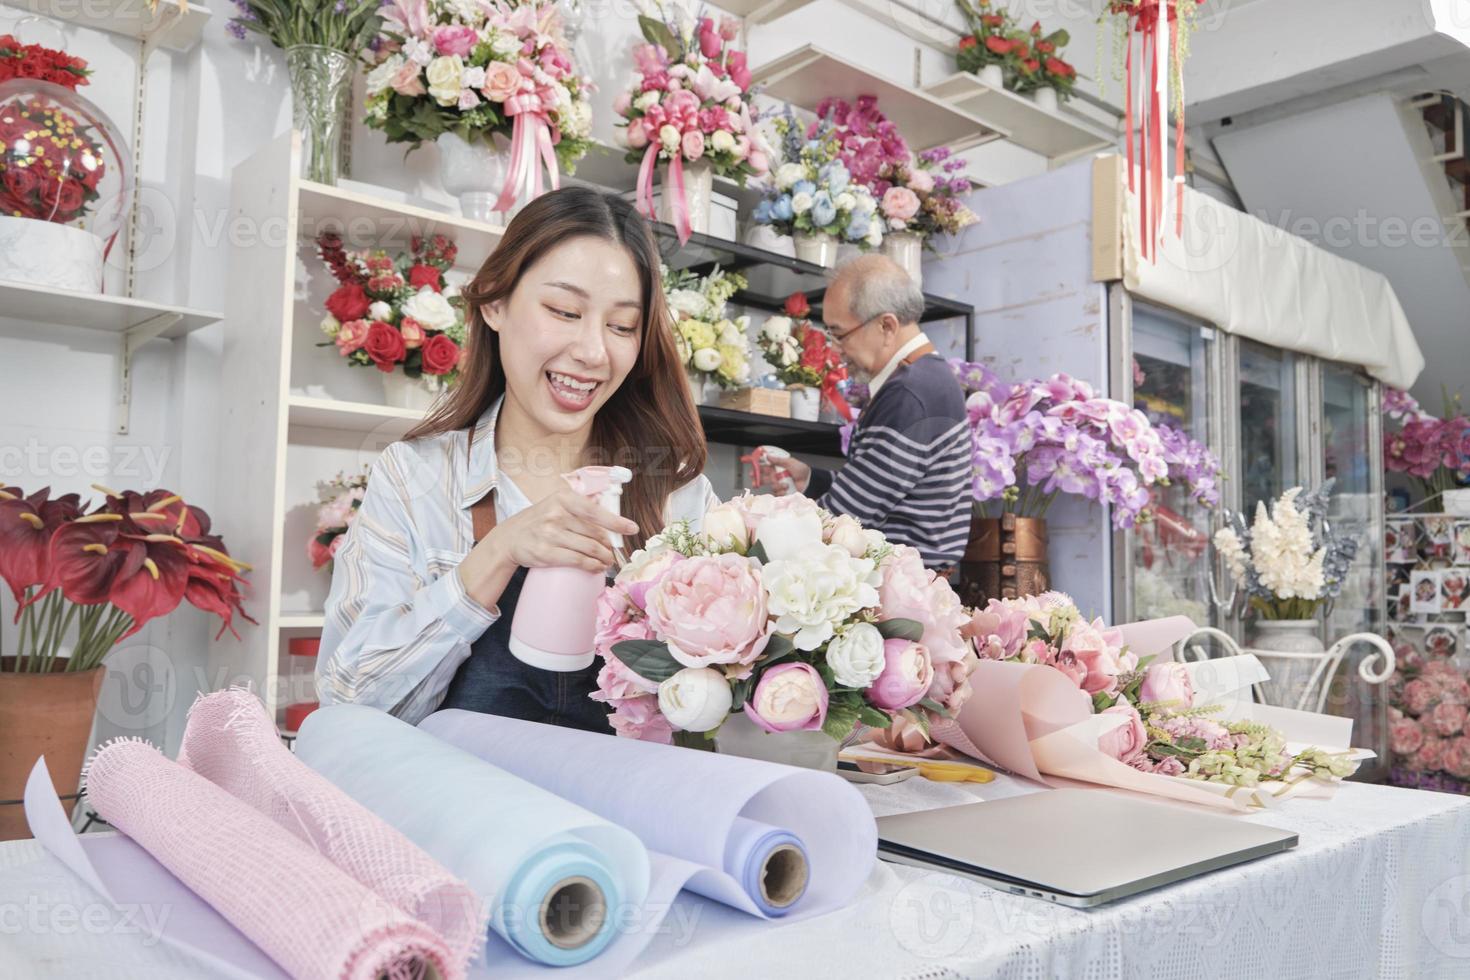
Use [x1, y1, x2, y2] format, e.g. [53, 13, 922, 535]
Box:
[867, 639, 934, 711]
[1412, 734, 1447, 773]
[335, 318, 370, 354]
[926, 653, 976, 715]
[1390, 716, 1425, 757]
[433, 25, 477, 57]
[1139, 661, 1195, 708]
[697, 17, 722, 59]
[626, 123, 649, 150]
[1444, 736, 1470, 779]
[1097, 703, 1147, 764]
[398, 316, 426, 350]
[1063, 619, 1122, 695]
[644, 553, 770, 669]
[609, 695, 674, 743]
[747, 148, 769, 174]
[681, 129, 706, 161]
[1430, 701, 1468, 738]
[906, 168, 935, 194]
[1402, 678, 1437, 716]
[612, 89, 633, 116]
[723, 490, 820, 538]
[591, 655, 658, 703]
[881, 186, 921, 222]
[391, 61, 426, 97]
[744, 662, 828, 733]
[482, 61, 522, 104]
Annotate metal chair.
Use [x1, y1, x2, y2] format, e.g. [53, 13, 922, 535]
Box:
[1178, 627, 1396, 713]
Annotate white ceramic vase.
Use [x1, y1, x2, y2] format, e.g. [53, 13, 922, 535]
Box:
[789, 386, 821, 422]
[714, 711, 839, 771]
[381, 372, 443, 411]
[1251, 619, 1324, 708]
[1032, 86, 1059, 112]
[437, 132, 512, 223]
[978, 64, 1005, 89]
[883, 231, 923, 289]
[658, 159, 714, 236]
[794, 231, 839, 268]
[0, 215, 104, 293]
[744, 224, 795, 257]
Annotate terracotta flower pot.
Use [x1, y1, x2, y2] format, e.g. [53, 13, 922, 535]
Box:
[957, 513, 1050, 608]
[0, 659, 105, 841]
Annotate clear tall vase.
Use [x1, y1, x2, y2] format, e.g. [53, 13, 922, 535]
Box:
[285, 44, 354, 186]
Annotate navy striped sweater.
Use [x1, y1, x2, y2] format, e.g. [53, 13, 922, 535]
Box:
[805, 354, 971, 568]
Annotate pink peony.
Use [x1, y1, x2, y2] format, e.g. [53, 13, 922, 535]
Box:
[618, 548, 683, 610]
[926, 653, 977, 715]
[1097, 703, 1147, 764]
[609, 695, 674, 743]
[681, 129, 706, 161]
[1132, 754, 1185, 776]
[433, 25, 477, 57]
[1390, 716, 1426, 757]
[881, 186, 921, 222]
[391, 61, 426, 97]
[1138, 661, 1195, 708]
[591, 655, 658, 703]
[612, 89, 633, 116]
[747, 148, 769, 174]
[906, 168, 935, 194]
[482, 60, 522, 104]
[878, 546, 967, 662]
[1444, 736, 1470, 779]
[335, 318, 370, 354]
[593, 586, 653, 660]
[867, 639, 935, 711]
[723, 490, 821, 538]
[1064, 618, 1122, 695]
[644, 553, 769, 669]
[1413, 734, 1447, 773]
[1430, 701, 1469, 738]
[626, 123, 649, 150]
[745, 662, 828, 733]
[1402, 678, 1437, 716]
[964, 598, 1029, 659]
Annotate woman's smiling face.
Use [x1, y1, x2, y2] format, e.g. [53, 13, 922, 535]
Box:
[484, 235, 644, 434]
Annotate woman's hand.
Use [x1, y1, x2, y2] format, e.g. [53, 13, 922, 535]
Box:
[458, 488, 639, 610]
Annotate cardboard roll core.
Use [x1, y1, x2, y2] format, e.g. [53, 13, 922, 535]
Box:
[540, 875, 607, 950]
[759, 843, 810, 909]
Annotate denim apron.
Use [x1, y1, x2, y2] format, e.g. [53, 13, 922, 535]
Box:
[438, 492, 612, 734]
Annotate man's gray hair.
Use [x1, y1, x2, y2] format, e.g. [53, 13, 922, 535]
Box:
[831, 253, 926, 327]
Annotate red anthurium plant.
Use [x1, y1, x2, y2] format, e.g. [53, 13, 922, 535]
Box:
[0, 484, 253, 673]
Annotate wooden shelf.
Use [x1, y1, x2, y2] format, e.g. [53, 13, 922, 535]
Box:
[287, 394, 423, 437]
[0, 279, 221, 335]
[698, 404, 843, 457]
[297, 180, 505, 268]
[1, 0, 212, 52]
[924, 73, 1117, 160]
[751, 45, 1005, 152]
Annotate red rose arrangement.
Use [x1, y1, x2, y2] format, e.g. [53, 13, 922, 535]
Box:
[0, 485, 253, 674]
[756, 293, 851, 420]
[954, 1, 1076, 100]
[0, 34, 91, 89]
[316, 233, 467, 383]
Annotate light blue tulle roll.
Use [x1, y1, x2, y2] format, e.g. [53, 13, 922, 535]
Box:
[294, 705, 649, 968]
[725, 817, 809, 916]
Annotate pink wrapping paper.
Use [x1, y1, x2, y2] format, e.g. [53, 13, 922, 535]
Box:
[85, 738, 458, 980]
[178, 689, 485, 969]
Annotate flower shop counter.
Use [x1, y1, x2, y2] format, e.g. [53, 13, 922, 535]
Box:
[2, 773, 1468, 979]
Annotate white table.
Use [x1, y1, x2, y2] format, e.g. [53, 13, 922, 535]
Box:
[3, 776, 1469, 980]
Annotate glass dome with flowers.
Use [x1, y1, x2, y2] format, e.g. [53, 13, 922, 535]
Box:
[0, 32, 131, 294]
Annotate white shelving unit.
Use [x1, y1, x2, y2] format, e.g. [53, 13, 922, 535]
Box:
[717, 0, 817, 23]
[924, 73, 1118, 161]
[751, 44, 1007, 152]
[212, 131, 504, 726]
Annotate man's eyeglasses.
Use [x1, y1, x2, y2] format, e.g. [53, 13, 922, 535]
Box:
[829, 314, 882, 346]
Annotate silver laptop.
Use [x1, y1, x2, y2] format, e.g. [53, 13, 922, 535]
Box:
[876, 789, 1297, 908]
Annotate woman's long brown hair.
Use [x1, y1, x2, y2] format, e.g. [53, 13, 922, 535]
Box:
[407, 185, 706, 552]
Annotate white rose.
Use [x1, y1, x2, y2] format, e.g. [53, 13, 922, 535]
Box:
[658, 667, 734, 732]
[761, 547, 880, 651]
[426, 55, 465, 107]
[775, 162, 805, 190]
[461, 65, 486, 90]
[401, 287, 457, 332]
[826, 622, 887, 689]
[717, 318, 744, 346]
[703, 501, 751, 551]
[824, 513, 869, 559]
[692, 347, 722, 372]
[490, 31, 520, 57]
[635, 90, 661, 111]
[666, 288, 707, 320]
[366, 55, 405, 95]
[835, 191, 856, 212]
[659, 125, 682, 152]
[761, 315, 792, 342]
[755, 509, 824, 562]
[791, 192, 814, 215]
[319, 313, 341, 337]
[710, 129, 736, 154]
[368, 301, 393, 323]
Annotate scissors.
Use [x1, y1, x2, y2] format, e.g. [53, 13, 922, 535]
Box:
[841, 752, 996, 784]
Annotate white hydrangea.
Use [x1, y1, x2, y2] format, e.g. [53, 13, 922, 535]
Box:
[761, 545, 880, 651]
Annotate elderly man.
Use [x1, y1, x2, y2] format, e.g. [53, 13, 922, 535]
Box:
[764, 254, 970, 571]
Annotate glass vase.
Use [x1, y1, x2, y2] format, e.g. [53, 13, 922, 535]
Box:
[286, 44, 353, 185]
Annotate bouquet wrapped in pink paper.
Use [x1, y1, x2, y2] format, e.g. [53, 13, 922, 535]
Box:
[590, 492, 976, 745]
[928, 592, 1362, 810]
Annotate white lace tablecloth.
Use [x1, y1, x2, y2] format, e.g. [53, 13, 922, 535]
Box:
[3, 775, 1469, 980]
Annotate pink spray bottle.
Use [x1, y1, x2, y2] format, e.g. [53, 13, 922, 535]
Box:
[508, 465, 632, 672]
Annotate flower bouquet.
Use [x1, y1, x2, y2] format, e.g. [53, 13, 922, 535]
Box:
[1382, 387, 1470, 503]
[308, 470, 369, 571]
[954, 0, 1015, 87]
[361, 0, 592, 215]
[617, 0, 768, 243]
[1212, 483, 1359, 622]
[925, 593, 1361, 810]
[1389, 659, 1470, 793]
[316, 232, 466, 407]
[753, 114, 882, 264]
[874, 147, 978, 281]
[755, 293, 851, 422]
[955, 366, 1220, 530]
[664, 263, 750, 395]
[589, 492, 975, 751]
[0, 37, 129, 292]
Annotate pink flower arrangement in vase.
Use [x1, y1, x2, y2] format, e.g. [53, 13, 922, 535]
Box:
[590, 492, 975, 753]
[617, 0, 769, 243]
[308, 470, 368, 571]
[1389, 658, 1470, 792]
[1382, 387, 1470, 504]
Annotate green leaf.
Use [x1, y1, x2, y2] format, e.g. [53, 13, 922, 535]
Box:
[745, 540, 769, 565]
[876, 618, 924, 642]
[1091, 691, 1117, 713]
[858, 705, 894, 729]
[822, 700, 862, 743]
[917, 697, 951, 719]
[760, 632, 795, 664]
[730, 675, 754, 710]
[610, 639, 681, 684]
[638, 15, 681, 57]
[1045, 29, 1070, 48]
[909, 708, 931, 739]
